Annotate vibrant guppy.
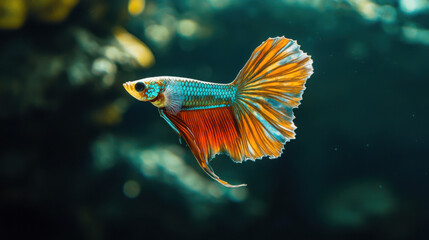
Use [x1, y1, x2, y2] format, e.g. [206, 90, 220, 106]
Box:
[123, 37, 314, 187]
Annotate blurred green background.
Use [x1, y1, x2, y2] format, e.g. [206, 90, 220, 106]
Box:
[1, 0, 429, 239]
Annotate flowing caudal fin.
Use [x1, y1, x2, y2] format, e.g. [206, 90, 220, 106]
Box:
[229, 36, 313, 162]
[160, 108, 247, 188]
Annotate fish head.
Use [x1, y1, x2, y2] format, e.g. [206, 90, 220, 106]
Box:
[123, 78, 164, 102]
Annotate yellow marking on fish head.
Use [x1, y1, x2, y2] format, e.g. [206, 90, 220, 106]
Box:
[123, 78, 165, 103]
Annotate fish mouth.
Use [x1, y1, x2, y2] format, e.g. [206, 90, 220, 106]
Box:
[123, 82, 138, 99]
[123, 81, 147, 101]
[123, 82, 132, 92]
[123, 81, 136, 96]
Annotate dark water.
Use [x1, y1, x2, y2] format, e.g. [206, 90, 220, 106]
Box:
[1, 0, 428, 239]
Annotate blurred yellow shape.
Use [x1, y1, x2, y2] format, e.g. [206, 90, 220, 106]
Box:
[128, 0, 145, 16]
[92, 102, 123, 126]
[27, 0, 79, 23]
[114, 26, 155, 68]
[0, 0, 27, 29]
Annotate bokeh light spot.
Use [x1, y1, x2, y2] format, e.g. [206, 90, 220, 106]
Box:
[123, 180, 141, 198]
[128, 0, 145, 16]
[178, 19, 198, 38]
[229, 188, 248, 202]
[145, 24, 172, 48]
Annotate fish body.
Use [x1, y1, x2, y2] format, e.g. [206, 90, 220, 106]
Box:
[123, 37, 314, 187]
[124, 77, 236, 112]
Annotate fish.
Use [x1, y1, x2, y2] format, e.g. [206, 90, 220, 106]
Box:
[123, 37, 313, 187]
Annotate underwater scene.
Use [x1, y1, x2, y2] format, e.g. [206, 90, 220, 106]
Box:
[1, 0, 429, 239]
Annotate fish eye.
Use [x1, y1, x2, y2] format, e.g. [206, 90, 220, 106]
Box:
[135, 82, 145, 92]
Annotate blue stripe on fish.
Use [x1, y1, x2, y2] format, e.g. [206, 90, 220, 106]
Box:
[182, 104, 230, 111]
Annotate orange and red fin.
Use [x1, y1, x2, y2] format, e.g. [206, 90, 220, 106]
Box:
[229, 36, 313, 161]
[160, 108, 247, 187]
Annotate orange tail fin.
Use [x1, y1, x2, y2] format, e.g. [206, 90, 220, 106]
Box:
[229, 36, 313, 162]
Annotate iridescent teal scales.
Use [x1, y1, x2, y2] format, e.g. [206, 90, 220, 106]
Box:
[163, 77, 237, 111]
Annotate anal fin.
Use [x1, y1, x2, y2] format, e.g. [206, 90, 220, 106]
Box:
[160, 108, 246, 188]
